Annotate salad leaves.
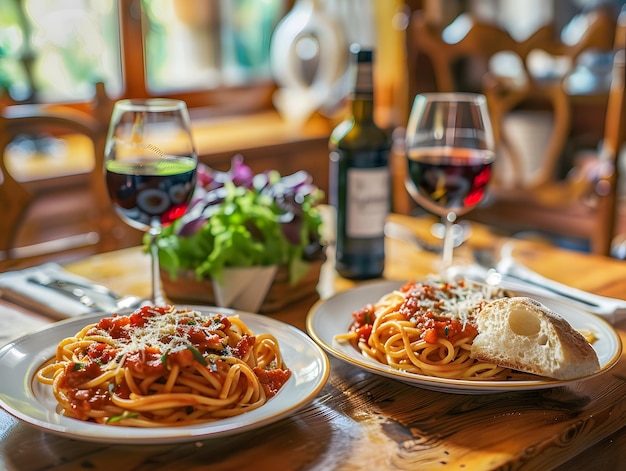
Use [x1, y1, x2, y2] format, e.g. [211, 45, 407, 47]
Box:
[154, 155, 324, 285]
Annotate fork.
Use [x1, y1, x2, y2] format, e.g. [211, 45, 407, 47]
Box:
[472, 245, 626, 323]
[27, 274, 143, 312]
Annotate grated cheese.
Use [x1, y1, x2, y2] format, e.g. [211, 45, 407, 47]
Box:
[406, 278, 504, 327]
[85, 306, 234, 371]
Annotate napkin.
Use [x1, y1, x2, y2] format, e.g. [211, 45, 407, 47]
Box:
[0, 262, 136, 320]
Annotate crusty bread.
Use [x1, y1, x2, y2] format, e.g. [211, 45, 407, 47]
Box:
[470, 297, 600, 380]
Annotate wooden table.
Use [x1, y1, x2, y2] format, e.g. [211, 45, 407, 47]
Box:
[1, 213, 625, 470]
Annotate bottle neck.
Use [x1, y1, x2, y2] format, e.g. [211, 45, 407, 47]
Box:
[351, 55, 375, 123]
[351, 94, 375, 123]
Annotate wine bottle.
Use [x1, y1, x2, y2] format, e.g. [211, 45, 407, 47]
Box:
[329, 45, 391, 279]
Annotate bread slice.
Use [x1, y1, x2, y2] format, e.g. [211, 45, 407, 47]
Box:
[470, 297, 600, 380]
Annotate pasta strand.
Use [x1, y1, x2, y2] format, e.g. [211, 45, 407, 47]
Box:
[36, 305, 291, 427]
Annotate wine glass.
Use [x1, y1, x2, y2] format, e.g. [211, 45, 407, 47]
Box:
[404, 93, 495, 272]
[104, 99, 198, 306]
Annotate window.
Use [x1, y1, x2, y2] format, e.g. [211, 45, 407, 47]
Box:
[0, 0, 286, 113]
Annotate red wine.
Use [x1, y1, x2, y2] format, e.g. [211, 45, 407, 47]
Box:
[105, 157, 196, 231]
[407, 147, 494, 216]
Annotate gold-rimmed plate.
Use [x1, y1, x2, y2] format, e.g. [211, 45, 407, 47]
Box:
[306, 280, 621, 394]
[0, 307, 329, 444]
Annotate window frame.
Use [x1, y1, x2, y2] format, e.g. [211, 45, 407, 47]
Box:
[4, 0, 285, 117]
[119, 0, 280, 116]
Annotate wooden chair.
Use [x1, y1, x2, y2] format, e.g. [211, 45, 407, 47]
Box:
[0, 84, 142, 271]
[402, 6, 624, 255]
[594, 48, 625, 254]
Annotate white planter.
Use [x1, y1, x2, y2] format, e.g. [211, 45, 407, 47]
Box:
[211, 265, 279, 312]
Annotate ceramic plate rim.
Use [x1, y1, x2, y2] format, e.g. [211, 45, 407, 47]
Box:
[306, 280, 622, 394]
[0, 306, 329, 444]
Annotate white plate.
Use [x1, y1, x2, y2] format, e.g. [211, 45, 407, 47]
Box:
[0, 307, 329, 444]
[306, 280, 622, 394]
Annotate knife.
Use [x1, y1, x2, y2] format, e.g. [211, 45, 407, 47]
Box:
[471, 247, 626, 323]
[27, 274, 142, 313]
[494, 257, 626, 322]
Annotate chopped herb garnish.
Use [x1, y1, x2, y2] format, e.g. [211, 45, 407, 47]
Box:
[161, 349, 169, 369]
[106, 412, 139, 424]
[187, 345, 207, 366]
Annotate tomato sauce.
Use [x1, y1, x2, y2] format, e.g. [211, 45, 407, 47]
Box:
[57, 306, 290, 420]
[414, 312, 478, 345]
[59, 362, 112, 420]
[348, 304, 376, 341]
[348, 280, 483, 345]
[253, 367, 291, 398]
[231, 335, 256, 359]
[125, 347, 167, 376]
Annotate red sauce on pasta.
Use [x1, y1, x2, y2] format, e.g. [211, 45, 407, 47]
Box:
[254, 368, 292, 397]
[338, 279, 507, 380]
[48, 305, 291, 423]
[348, 280, 486, 345]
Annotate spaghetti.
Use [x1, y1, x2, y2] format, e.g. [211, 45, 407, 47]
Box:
[36, 305, 291, 427]
[334, 279, 510, 379]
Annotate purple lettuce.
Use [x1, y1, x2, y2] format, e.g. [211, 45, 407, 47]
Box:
[155, 155, 325, 284]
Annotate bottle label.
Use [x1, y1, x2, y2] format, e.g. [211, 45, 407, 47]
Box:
[346, 167, 389, 237]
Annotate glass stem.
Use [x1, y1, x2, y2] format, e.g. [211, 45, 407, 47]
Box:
[440, 212, 457, 273]
[149, 225, 165, 307]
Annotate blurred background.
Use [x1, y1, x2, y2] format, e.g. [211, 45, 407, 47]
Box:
[1, 0, 625, 269]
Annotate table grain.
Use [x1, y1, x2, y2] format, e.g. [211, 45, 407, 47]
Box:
[1, 214, 625, 471]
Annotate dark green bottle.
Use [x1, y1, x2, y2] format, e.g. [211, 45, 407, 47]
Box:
[329, 45, 391, 279]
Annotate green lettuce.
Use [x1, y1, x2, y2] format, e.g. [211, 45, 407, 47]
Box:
[152, 157, 324, 285]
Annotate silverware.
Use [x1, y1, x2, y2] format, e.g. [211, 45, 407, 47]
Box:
[383, 221, 626, 322]
[472, 245, 626, 323]
[42, 277, 120, 301]
[28, 276, 98, 309]
[27, 274, 143, 313]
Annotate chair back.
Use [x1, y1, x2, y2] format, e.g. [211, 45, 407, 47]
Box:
[402, 5, 624, 255]
[594, 48, 625, 254]
[0, 85, 142, 271]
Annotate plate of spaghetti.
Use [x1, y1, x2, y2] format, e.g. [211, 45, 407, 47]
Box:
[0, 305, 329, 443]
[306, 280, 620, 394]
